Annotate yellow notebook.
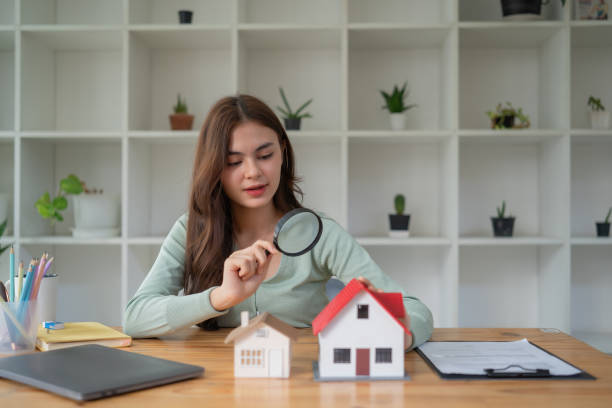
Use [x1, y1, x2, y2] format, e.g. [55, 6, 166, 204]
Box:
[36, 322, 132, 351]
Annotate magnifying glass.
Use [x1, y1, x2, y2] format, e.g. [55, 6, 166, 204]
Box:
[272, 208, 323, 256]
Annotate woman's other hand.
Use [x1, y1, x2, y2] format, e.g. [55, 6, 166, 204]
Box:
[210, 240, 279, 310]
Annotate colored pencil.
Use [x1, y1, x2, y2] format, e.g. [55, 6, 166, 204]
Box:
[9, 246, 14, 302]
[16, 261, 24, 300]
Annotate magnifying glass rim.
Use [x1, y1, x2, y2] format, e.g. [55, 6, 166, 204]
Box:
[273, 208, 323, 257]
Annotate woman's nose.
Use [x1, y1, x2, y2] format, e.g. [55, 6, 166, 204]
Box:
[244, 158, 262, 178]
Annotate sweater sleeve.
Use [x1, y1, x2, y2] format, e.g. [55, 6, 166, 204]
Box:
[122, 215, 228, 338]
[312, 217, 434, 350]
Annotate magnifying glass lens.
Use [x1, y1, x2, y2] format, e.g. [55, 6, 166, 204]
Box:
[275, 210, 321, 256]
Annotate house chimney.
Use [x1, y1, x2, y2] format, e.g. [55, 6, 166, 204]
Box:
[241, 311, 249, 327]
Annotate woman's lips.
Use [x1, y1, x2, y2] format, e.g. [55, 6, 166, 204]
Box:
[245, 185, 267, 197]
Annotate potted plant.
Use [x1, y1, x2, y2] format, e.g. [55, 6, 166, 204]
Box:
[380, 82, 417, 131]
[178, 10, 193, 24]
[276, 87, 313, 130]
[388, 194, 410, 238]
[588, 96, 610, 130]
[491, 200, 515, 237]
[35, 174, 120, 237]
[486, 102, 530, 129]
[596, 207, 611, 237]
[169, 93, 195, 130]
[500, 0, 566, 20]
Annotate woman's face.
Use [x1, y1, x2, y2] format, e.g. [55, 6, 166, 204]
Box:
[221, 121, 283, 210]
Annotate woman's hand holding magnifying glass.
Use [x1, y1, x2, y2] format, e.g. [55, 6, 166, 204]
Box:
[210, 240, 279, 311]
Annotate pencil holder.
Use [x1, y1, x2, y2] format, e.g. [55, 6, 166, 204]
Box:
[0, 300, 39, 355]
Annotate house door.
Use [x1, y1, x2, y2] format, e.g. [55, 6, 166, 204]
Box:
[268, 349, 283, 377]
[356, 348, 370, 376]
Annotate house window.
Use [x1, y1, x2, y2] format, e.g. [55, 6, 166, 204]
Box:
[357, 304, 369, 319]
[375, 348, 392, 363]
[240, 349, 264, 367]
[333, 348, 351, 363]
[255, 328, 268, 337]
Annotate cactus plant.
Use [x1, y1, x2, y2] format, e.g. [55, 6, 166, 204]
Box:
[496, 200, 507, 219]
[173, 93, 188, 114]
[394, 194, 405, 215]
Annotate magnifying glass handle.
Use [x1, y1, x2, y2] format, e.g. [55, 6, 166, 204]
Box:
[264, 249, 270, 257]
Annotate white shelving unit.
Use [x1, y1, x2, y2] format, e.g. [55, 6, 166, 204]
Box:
[1, 0, 611, 353]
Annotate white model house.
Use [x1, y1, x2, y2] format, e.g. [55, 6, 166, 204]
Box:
[224, 311, 300, 378]
[312, 278, 409, 379]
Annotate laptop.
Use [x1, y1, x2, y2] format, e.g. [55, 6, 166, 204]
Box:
[0, 344, 204, 401]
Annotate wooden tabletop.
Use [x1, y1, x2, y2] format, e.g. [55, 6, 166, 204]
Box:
[1, 328, 612, 407]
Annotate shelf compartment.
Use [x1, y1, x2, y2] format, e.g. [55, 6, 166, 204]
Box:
[128, 138, 193, 238]
[238, 28, 342, 131]
[459, 0, 565, 22]
[20, 138, 122, 238]
[348, 138, 455, 239]
[459, 245, 569, 329]
[459, 25, 566, 129]
[571, 246, 612, 353]
[21, 30, 123, 131]
[0, 0, 14, 25]
[571, 137, 612, 237]
[127, 244, 161, 302]
[571, 25, 612, 129]
[459, 137, 568, 239]
[0, 139, 14, 235]
[349, 27, 455, 131]
[238, 0, 342, 25]
[366, 245, 456, 327]
[0, 30, 14, 131]
[20, 244, 122, 325]
[129, 0, 232, 26]
[349, 0, 453, 25]
[128, 28, 231, 131]
[21, 0, 123, 26]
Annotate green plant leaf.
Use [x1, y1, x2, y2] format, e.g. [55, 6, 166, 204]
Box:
[36, 201, 54, 219]
[276, 106, 290, 118]
[294, 98, 313, 116]
[53, 196, 68, 210]
[55, 212, 64, 222]
[0, 219, 7, 237]
[279, 87, 293, 115]
[60, 174, 83, 195]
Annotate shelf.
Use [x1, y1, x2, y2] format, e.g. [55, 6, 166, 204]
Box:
[20, 28, 122, 50]
[349, 0, 452, 25]
[572, 331, 612, 354]
[20, 236, 122, 245]
[129, 27, 231, 49]
[459, 129, 565, 142]
[459, 237, 564, 246]
[237, 0, 342, 25]
[572, 237, 612, 245]
[21, 0, 123, 25]
[239, 27, 341, 50]
[459, 23, 563, 48]
[357, 237, 452, 246]
[127, 237, 165, 246]
[349, 26, 451, 49]
[129, 0, 233, 26]
[21, 131, 123, 140]
[348, 130, 453, 143]
[571, 23, 612, 47]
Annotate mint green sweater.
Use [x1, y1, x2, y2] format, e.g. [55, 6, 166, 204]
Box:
[123, 214, 433, 349]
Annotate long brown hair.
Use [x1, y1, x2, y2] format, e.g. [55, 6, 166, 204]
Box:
[184, 94, 303, 299]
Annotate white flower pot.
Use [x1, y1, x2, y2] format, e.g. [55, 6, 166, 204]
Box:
[591, 111, 610, 130]
[389, 113, 406, 130]
[73, 194, 120, 237]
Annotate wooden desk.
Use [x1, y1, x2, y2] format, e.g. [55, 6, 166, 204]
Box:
[1, 328, 611, 407]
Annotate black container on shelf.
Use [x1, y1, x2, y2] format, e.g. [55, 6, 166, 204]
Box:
[596, 222, 610, 237]
[284, 118, 301, 130]
[178, 10, 193, 24]
[501, 0, 543, 17]
[389, 214, 410, 231]
[491, 217, 515, 237]
[493, 115, 515, 129]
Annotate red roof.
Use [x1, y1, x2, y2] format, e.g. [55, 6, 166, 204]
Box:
[312, 278, 410, 335]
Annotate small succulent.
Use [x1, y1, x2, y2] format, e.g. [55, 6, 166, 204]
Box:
[276, 87, 313, 120]
[588, 96, 605, 112]
[496, 200, 513, 219]
[173, 93, 188, 114]
[394, 194, 405, 215]
[605, 207, 612, 224]
[380, 82, 417, 114]
[486, 102, 530, 129]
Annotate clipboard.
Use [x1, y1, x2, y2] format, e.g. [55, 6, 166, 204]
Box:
[416, 340, 596, 380]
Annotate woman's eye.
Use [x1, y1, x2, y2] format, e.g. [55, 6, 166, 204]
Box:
[259, 153, 273, 160]
[227, 161, 241, 167]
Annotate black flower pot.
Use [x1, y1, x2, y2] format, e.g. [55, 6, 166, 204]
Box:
[596, 222, 610, 237]
[500, 0, 542, 17]
[493, 115, 515, 129]
[284, 118, 301, 130]
[178, 10, 193, 24]
[389, 214, 410, 238]
[491, 217, 515, 237]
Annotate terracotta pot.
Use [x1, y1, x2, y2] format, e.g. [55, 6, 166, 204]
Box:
[169, 114, 194, 130]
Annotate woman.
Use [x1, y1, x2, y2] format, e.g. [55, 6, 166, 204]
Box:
[123, 94, 433, 350]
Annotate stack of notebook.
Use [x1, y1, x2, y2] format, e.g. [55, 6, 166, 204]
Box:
[36, 322, 132, 351]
